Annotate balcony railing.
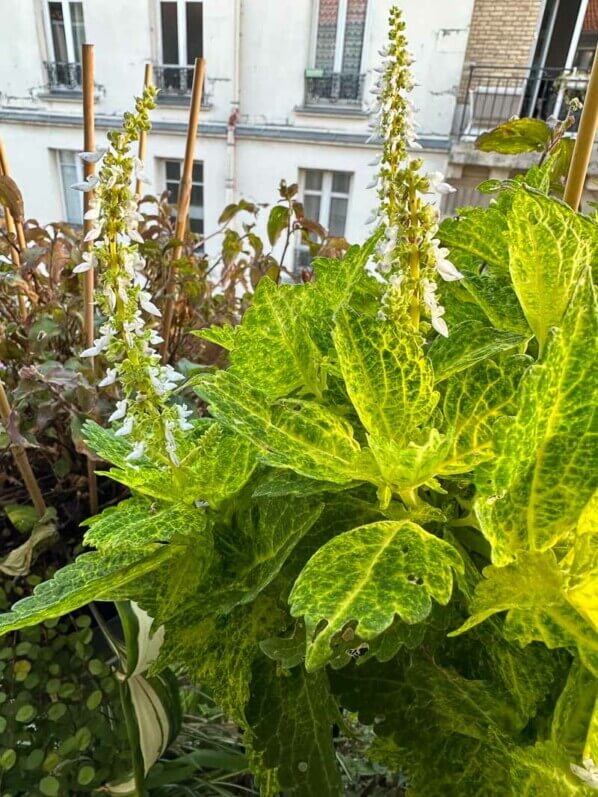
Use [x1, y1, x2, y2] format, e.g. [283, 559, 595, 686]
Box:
[304, 71, 365, 108]
[153, 65, 211, 107]
[458, 65, 587, 140]
[44, 61, 82, 91]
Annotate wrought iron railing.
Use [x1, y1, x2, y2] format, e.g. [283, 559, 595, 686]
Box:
[458, 65, 587, 139]
[44, 61, 82, 91]
[153, 64, 210, 103]
[304, 72, 365, 107]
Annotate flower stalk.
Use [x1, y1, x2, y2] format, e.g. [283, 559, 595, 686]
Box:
[369, 6, 463, 337]
[73, 86, 192, 467]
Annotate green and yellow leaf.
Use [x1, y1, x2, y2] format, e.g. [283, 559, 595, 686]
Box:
[290, 520, 463, 670]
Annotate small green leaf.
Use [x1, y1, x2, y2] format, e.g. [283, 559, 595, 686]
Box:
[267, 205, 290, 246]
[82, 496, 208, 551]
[428, 320, 526, 382]
[13, 659, 31, 680]
[16, 704, 36, 723]
[333, 307, 437, 445]
[25, 749, 45, 770]
[451, 551, 598, 676]
[196, 372, 378, 485]
[0, 546, 175, 636]
[229, 277, 324, 399]
[78, 765, 96, 786]
[246, 659, 343, 795]
[476, 272, 597, 561]
[4, 504, 38, 534]
[290, 520, 463, 670]
[439, 203, 510, 272]
[0, 750, 16, 771]
[86, 690, 102, 710]
[476, 118, 551, 154]
[39, 775, 60, 796]
[193, 323, 238, 350]
[47, 703, 67, 721]
[507, 189, 597, 349]
[440, 356, 529, 474]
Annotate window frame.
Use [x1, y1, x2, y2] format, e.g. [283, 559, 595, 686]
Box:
[295, 168, 352, 269]
[162, 157, 205, 238]
[157, 0, 203, 66]
[309, 0, 371, 75]
[43, 1, 85, 64]
[56, 149, 84, 225]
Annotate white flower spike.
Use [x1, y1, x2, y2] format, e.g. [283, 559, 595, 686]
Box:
[71, 175, 100, 192]
[78, 148, 108, 164]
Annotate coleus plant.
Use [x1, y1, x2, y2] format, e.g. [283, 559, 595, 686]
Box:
[1, 6, 597, 795]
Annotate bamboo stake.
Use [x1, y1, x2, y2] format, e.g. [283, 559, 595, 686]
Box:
[136, 63, 153, 200]
[564, 46, 598, 212]
[0, 139, 27, 319]
[0, 381, 46, 517]
[82, 44, 99, 516]
[82, 44, 96, 371]
[160, 58, 206, 363]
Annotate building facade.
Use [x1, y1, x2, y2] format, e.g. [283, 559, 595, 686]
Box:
[0, 0, 475, 260]
[445, 0, 598, 212]
[1, 0, 593, 259]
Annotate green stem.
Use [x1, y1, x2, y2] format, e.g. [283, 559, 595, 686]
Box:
[408, 184, 420, 331]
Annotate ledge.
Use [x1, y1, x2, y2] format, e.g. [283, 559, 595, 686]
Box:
[448, 140, 537, 168]
[156, 93, 213, 111]
[0, 107, 451, 152]
[38, 90, 83, 102]
[294, 104, 369, 119]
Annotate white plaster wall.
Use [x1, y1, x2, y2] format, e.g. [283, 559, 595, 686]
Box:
[0, 1, 474, 129]
[235, 137, 447, 251]
[0, 0, 468, 238]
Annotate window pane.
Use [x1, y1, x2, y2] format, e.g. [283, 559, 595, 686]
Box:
[161, 1, 179, 64]
[305, 169, 323, 191]
[69, 2, 85, 63]
[328, 196, 348, 236]
[49, 2, 68, 62]
[303, 194, 321, 225]
[186, 1, 203, 63]
[166, 180, 179, 203]
[165, 160, 180, 180]
[189, 217, 204, 235]
[58, 151, 83, 224]
[332, 171, 351, 194]
[342, 0, 367, 75]
[294, 247, 313, 270]
[192, 161, 203, 182]
[315, 0, 339, 72]
[190, 183, 203, 207]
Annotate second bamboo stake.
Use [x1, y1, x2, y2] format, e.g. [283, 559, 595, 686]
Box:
[564, 45, 598, 212]
[82, 43, 99, 516]
[161, 58, 206, 363]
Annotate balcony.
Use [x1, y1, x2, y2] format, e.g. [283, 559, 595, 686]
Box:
[43, 61, 82, 93]
[303, 70, 366, 111]
[457, 65, 587, 140]
[153, 65, 210, 107]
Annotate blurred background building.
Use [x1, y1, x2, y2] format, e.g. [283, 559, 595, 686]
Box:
[0, 0, 595, 262]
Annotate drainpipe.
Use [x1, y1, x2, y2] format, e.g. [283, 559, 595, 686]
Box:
[226, 0, 241, 206]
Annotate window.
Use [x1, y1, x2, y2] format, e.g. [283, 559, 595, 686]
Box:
[57, 150, 84, 225]
[45, 2, 85, 88]
[306, 0, 367, 104]
[158, 1, 203, 92]
[165, 160, 204, 237]
[314, 0, 367, 76]
[295, 169, 351, 269]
